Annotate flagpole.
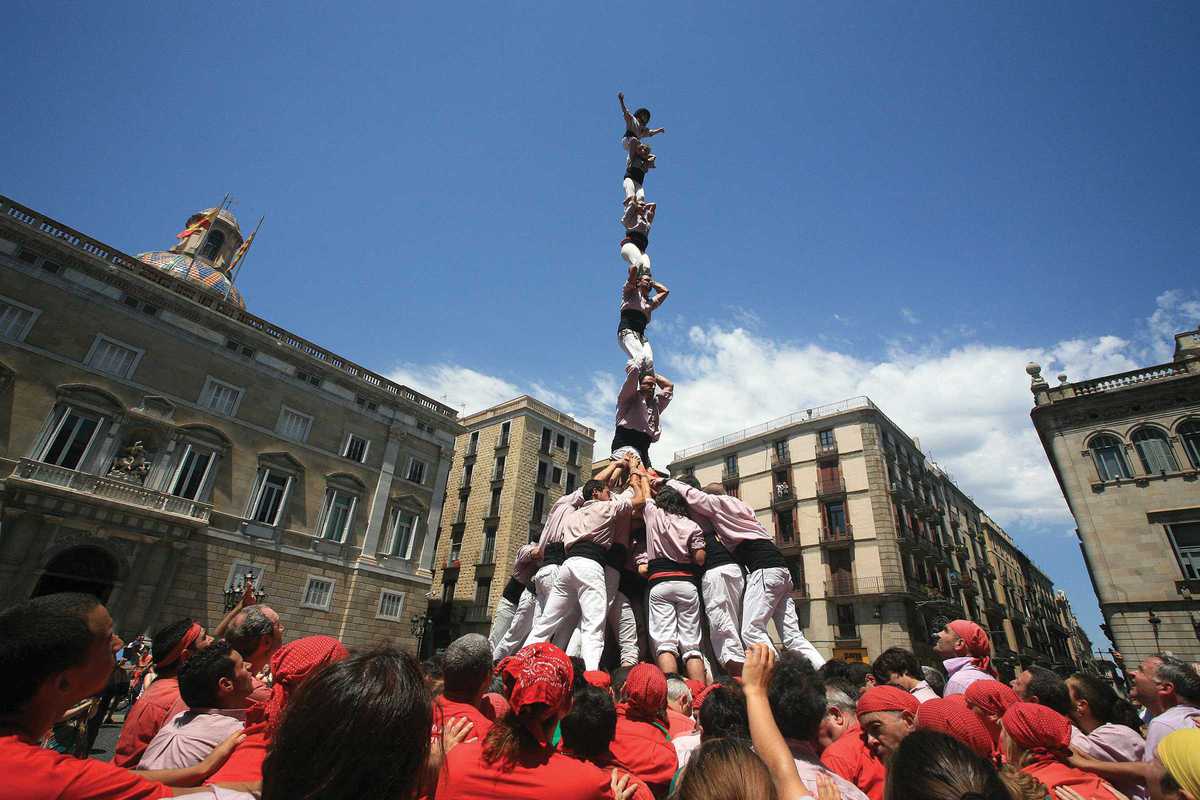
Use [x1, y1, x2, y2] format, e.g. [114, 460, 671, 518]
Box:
[223, 215, 263, 302]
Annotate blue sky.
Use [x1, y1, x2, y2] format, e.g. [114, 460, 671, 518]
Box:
[5, 1, 1199, 654]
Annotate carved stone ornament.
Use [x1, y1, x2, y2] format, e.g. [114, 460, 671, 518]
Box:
[131, 395, 176, 423]
[107, 441, 152, 484]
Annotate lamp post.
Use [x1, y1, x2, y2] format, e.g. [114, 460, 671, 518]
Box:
[1148, 609, 1162, 651]
[223, 571, 266, 612]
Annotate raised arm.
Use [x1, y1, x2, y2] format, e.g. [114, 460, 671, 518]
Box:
[594, 458, 627, 486]
[617, 362, 641, 407]
[618, 92, 636, 128]
[649, 281, 669, 310]
[629, 471, 649, 512]
[743, 645, 814, 800]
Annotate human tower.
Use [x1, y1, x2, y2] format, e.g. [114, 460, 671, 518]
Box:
[486, 94, 827, 679]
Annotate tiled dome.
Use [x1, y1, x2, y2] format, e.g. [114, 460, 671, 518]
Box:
[136, 251, 245, 309]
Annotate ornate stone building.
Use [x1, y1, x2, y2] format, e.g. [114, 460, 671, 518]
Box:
[1028, 328, 1200, 662]
[669, 397, 1090, 669]
[0, 195, 462, 649]
[428, 396, 593, 649]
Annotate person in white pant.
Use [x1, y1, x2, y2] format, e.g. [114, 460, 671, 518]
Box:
[676, 475, 747, 676]
[604, 510, 643, 667]
[664, 477, 827, 670]
[488, 541, 543, 661]
[618, 91, 664, 203]
[525, 458, 646, 670]
[617, 265, 669, 375]
[636, 474, 707, 682]
[620, 197, 654, 280]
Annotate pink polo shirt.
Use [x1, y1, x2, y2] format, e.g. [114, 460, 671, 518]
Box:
[667, 479, 771, 547]
[512, 543, 541, 583]
[615, 364, 671, 441]
[537, 488, 585, 549]
[642, 499, 704, 565]
[562, 496, 634, 550]
[620, 281, 654, 320]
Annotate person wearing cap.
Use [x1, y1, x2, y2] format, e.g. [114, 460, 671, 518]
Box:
[964, 678, 1020, 757]
[932, 619, 998, 697]
[609, 663, 678, 799]
[856, 685, 920, 762]
[114, 618, 214, 767]
[1001, 702, 1122, 799]
[662, 477, 826, 669]
[915, 697, 994, 761]
[437, 642, 642, 800]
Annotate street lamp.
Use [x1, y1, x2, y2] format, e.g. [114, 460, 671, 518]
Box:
[1148, 609, 1162, 650]
[223, 571, 266, 612]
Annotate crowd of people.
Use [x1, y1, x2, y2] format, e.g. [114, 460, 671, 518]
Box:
[2, 583, 1198, 800]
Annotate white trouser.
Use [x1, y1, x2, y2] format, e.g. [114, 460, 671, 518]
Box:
[604, 565, 640, 667]
[487, 596, 517, 652]
[702, 564, 746, 667]
[741, 566, 826, 669]
[525, 557, 608, 670]
[492, 588, 538, 660]
[649, 580, 703, 661]
[620, 241, 652, 278]
[623, 177, 645, 202]
[618, 329, 654, 373]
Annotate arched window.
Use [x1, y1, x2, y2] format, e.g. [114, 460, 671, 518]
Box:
[1089, 434, 1131, 481]
[1131, 427, 1178, 474]
[199, 229, 226, 262]
[1180, 419, 1200, 469]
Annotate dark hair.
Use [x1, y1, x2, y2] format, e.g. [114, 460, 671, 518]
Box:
[1025, 666, 1070, 715]
[226, 606, 275, 660]
[1068, 672, 1141, 731]
[873, 647, 924, 683]
[653, 486, 690, 517]
[582, 479, 605, 502]
[560, 686, 616, 761]
[675, 737, 777, 800]
[178, 640, 236, 709]
[611, 665, 633, 696]
[152, 618, 198, 667]
[569, 657, 588, 693]
[676, 474, 701, 490]
[262, 647, 431, 800]
[634, 108, 651, 124]
[0, 593, 100, 715]
[482, 707, 549, 768]
[768, 657, 827, 740]
[884, 730, 1009, 800]
[698, 685, 749, 741]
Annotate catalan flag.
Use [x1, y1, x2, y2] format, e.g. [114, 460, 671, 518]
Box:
[175, 204, 222, 240]
[225, 220, 260, 274]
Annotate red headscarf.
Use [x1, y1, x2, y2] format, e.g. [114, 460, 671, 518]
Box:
[620, 663, 667, 721]
[479, 692, 510, 722]
[496, 642, 573, 717]
[692, 683, 721, 711]
[684, 678, 705, 700]
[245, 635, 348, 735]
[1001, 702, 1072, 765]
[856, 685, 920, 716]
[965, 679, 1019, 717]
[155, 622, 203, 669]
[947, 620, 996, 676]
[917, 698, 994, 759]
[584, 670, 612, 690]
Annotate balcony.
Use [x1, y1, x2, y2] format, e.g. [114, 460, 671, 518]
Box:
[985, 597, 1005, 616]
[957, 576, 979, 596]
[9, 459, 211, 524]
[825, 575, 887, 597]
[721, 465, 740, 485]
[889, 481, 913, 502]
[815, 439, 839, 457]
[778, 538, 802, 557]
[791, 580, 809, 600]
[980, 563, 996, 579]
[816, 475, 846, 498]
[458, 483, 471, 498]
[820, 525, 854, 548]
[770, 446, 791, 468]
[463, 605, 491, 624]
[772, 483, 796, 508]
[835, 627, 861, 644]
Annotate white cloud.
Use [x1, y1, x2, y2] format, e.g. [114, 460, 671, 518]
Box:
[1142, 290, 1200, 363]
[386, 364, 522, 416]
[900, 307, 921, 325]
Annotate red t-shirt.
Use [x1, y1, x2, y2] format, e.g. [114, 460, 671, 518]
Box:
[666, 709, 695, 738]
[1024, 760, 1120, 799]
[437, 739, 624, 800]
[0, 733, 172, 800]
[820, 724, 887, 800]
[205, 729, 270, 784]
[432, 696, 494, 741]
[114, 677, 181, 767]
[609, 711, 677, 799]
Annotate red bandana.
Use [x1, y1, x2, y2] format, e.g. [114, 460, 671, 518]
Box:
[245, 635, 348, 735]
[584, 670, 612, 690]
[1002, 702, 1072, 765]
[621, 663, 667, 721]
[964, 679, 1019, 717]
[692, 683, 720, 711]
[917, 697, 994, 759]
[683, 678, 705, 700]
[947, 620, 996, 676]
[496, 642, 573, 717]
[856, 685, 920, 716]
[155, 622, 202, 669]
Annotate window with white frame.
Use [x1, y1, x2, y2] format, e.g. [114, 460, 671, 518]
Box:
[376, 589, 406, 621]
[84, 335, 143, 379]
[1167, 521, 1200, 580]
[1090, 434, 1132, 481]
[224, 561, 267, 593]
[343, 434, 369, 463]
[383, 508, 419, 559]
[38, 406, 103, 471]
[320, 489, 357, 542]
[301, 576, 335, 611]
[0, 296, 39, 341]
[1180, 420, 1200, 469]
[249, 469, 293, 526]
[201, 377, 244, 417]
[276, 406, 313, 443]
[170, 444, 216, 501]
[406, 458, 427, 485]
[498, 421, 510, 448]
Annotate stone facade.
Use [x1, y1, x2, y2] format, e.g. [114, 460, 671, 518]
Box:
[1028, 330, 1200, 662]
[669, 397, 1092, 670]
[429, 396, 593, 646]
[0, 195, 463, 651]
